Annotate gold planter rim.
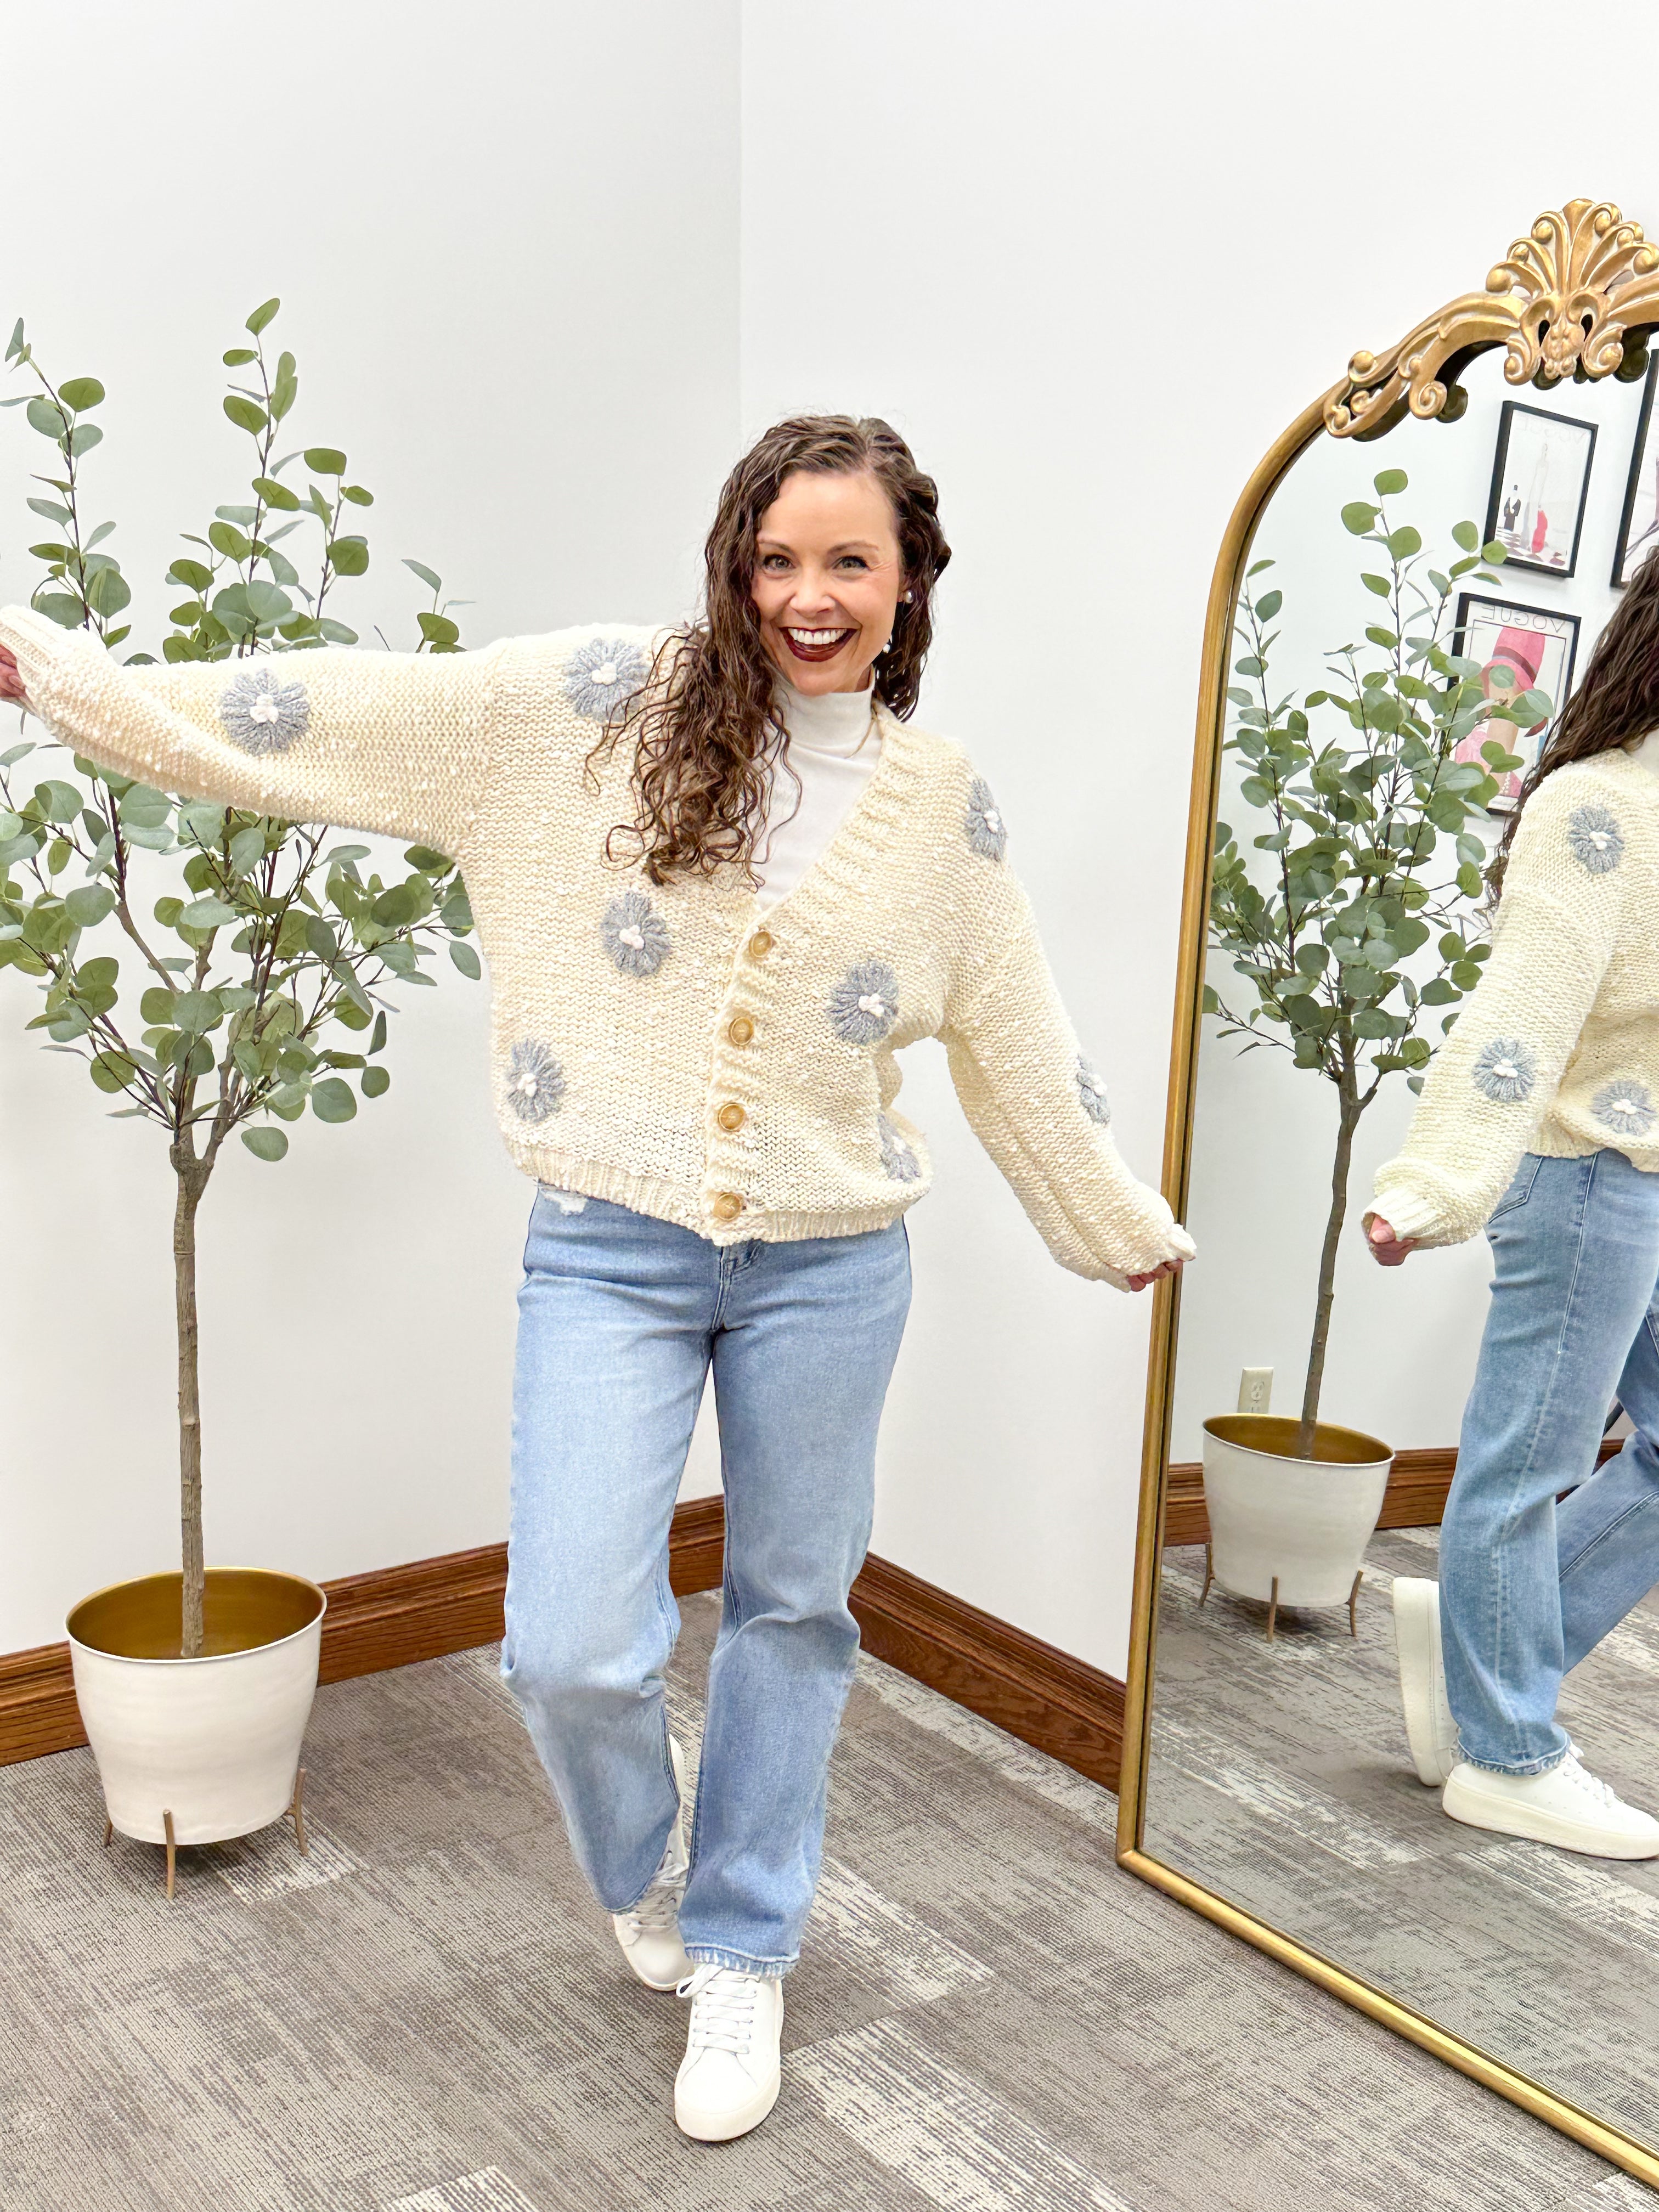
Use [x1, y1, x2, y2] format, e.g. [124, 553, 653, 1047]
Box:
[66, 1566, 328, 1666]
[1202, 1413, 1393, 1468]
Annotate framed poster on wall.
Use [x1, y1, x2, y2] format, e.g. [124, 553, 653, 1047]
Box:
[1613, 353, 1659, 586]
[1450, 593, 1581, 811]
[1483, 402, 1597, 578]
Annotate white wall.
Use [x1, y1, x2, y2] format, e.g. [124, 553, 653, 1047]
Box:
[8, 0, 1659, 1680]
[740, 0, 1659, 1674]
[0, 0, 740, 1651]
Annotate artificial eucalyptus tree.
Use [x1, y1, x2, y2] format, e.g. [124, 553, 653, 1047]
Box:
[1206, 468, 1542, 1456]
[0, 300, 475, 1656]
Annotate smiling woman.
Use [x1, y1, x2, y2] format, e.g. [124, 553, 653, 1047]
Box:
[0, 405, 1189, 2148]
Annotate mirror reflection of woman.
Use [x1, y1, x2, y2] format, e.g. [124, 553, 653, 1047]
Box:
[1367, 551, 1659, 1861]
[0, 414, 1192, 2140]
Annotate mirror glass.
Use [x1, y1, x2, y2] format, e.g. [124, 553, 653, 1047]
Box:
[1142, 334, 1659, 2153]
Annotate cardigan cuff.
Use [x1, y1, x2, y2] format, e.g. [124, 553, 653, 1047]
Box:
[0, 604, 84, 709]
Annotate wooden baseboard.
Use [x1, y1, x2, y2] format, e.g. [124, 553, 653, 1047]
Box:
[1165, 1435, 1624, 1548]
[850, 1554, 1124, 1790]
[0, 1496, 730, 1775]
[0, 1492, 1126, 1791]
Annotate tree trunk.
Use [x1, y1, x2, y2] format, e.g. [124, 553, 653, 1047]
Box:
[1297, 1075, 1363, 1459]
[171, 1142, 208, 1659]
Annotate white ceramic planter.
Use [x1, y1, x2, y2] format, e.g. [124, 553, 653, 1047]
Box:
[66, 1568, 326, 1847]
[1201, 1413, 1392, 1609]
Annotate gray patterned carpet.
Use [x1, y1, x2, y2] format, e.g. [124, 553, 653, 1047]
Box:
[1148, 1529, 1659, 2174]
[0, 1587, 1649, 2210]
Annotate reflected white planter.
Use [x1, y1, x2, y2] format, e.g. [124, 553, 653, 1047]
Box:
[1201, 1413, 1393, 1610]
[66, 1568, 326, 1847]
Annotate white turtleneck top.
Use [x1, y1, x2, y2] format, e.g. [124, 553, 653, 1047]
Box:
[752, 675, 881, 911]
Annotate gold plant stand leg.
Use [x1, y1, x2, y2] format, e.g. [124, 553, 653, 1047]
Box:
[163, 1810, 177, 1902]
[1349, 1570, 1363, 1639]
[102, 1817, 113, 1849]
[1266, 1577, 1280, 1643]
[1199, 1544, 1214, 1606]
[285, 1766, 310, 1858]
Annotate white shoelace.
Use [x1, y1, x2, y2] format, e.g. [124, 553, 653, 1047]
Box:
[618, 1866, 685, 1939]
[678, 1963, 761, 2053]
[1562, 1754, 1619, 1808]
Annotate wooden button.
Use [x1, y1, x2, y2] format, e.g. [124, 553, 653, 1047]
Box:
[716, 1101, 746, 1132]
[712, 1191, 743, 1221]
[747, 929, 774, 958]
[726, 1013, 754, 1045]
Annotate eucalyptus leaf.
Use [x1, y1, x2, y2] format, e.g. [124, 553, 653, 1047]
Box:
[180, 895, 239, 929]
[208, 520, 252, 561]
[310, 1075, 357, 1123]
[64, 883, 116, 927]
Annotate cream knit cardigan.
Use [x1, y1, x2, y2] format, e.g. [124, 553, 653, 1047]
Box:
[1373, 749, 1659, 1246]
[0, 607, 1192, 1285]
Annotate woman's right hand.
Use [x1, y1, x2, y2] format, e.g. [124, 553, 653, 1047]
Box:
[0, 645, 26, 706]
[1367, 1216, 1418, 1267]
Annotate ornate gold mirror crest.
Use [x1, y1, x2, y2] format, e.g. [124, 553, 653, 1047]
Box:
[1117, 199, 1659, 2190]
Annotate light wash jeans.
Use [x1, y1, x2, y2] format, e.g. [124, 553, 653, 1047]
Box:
[1441, 1149, 1659, 1773]
[500, 1188, 911, 1978]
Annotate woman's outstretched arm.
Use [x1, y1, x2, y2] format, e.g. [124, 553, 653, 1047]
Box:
[939, 853, 1194, 1290]
[0, 606, 509, 860]
[1369, 762, 1632, 1250]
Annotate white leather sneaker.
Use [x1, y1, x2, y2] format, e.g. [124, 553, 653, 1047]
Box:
[611, 1734, 692, 1990]
[1443, 1751, 1659, 1859]
[1392, 1577, 1458, 1786]
[673, 1963, 783, 2141]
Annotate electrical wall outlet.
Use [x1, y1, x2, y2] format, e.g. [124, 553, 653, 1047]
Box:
[1238, 1366, 1273, 1415]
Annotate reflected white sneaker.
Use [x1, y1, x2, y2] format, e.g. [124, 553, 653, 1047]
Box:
[1393, 1577, 1458, 1786]
[611, 1734, 692, 1990]
[673, 1964, 783, 2141]
[1443, 1752, 1659, 1859]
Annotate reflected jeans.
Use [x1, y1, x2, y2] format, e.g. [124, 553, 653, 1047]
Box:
[1442, 1150, 1659, 1773]
[500, 1189, 911, 1977]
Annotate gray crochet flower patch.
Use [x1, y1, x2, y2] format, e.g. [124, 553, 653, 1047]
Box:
[505, 1038, 565, 1122]
[600, 889, 672, 977]
[827, 958, 900, 1046]
[1076, 1053, 1111, 1125]
[1471, 1037, 1537, 1105]
[964, 776, 1008, 862]
[565, 636, 647, 721]
[1593, 1080, 1657, 1139]
[1567, 803, 1624, 874]
[878, 1113, 922, 1183]
[218, 667, 310, 755]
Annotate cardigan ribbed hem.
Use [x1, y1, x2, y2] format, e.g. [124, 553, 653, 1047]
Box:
[505, 1136, 917, 1246]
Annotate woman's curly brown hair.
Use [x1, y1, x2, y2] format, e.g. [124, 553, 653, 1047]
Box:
[586, 414, 951, 886]
[1489, 543, 1659, 898]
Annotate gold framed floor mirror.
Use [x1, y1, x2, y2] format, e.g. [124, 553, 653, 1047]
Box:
[1118, 199, 1659, 2188]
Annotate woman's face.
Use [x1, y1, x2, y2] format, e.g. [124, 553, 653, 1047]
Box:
[751, 468, 906, 695]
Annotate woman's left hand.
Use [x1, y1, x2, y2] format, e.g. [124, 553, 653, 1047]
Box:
[1127, 1257, 1186, 1293]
